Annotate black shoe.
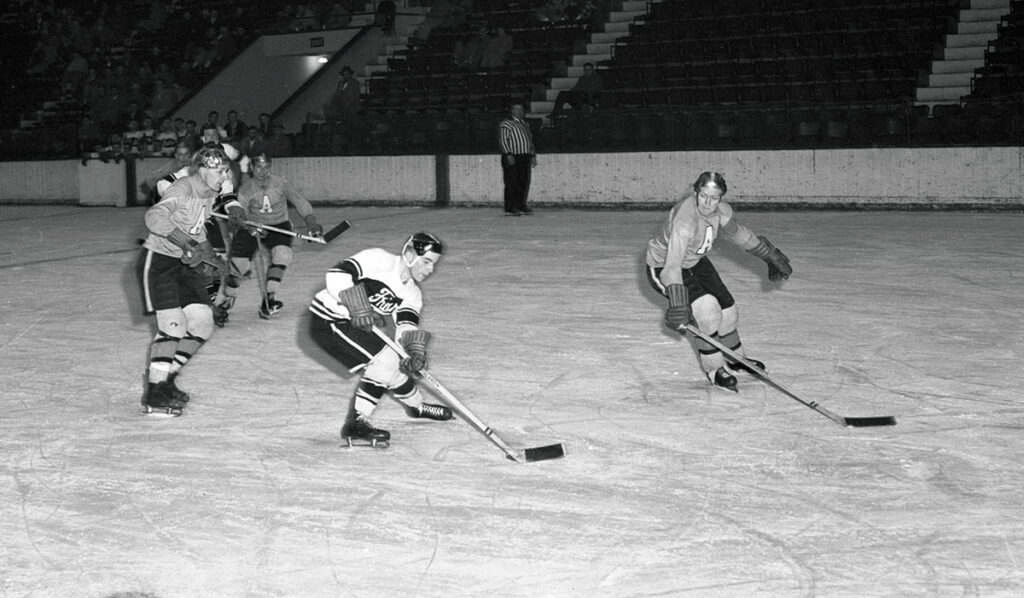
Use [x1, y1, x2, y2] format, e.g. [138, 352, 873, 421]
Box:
[520, 206, 533, 215]
[403, 402, 453, 421]
[504, 210, 522, 217]
[708, 367, 738, 393]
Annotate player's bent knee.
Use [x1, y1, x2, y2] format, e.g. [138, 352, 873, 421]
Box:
[271, 245, 293, 266]
[155, 308, 187, 337]
[183, 303, 215, 337]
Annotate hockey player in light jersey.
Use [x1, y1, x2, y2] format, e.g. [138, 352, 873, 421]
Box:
[645, 171, 792, 392]
[138, 146, 232, 415]
[308, 232, 453, 447]
[222, 153, 323, 320]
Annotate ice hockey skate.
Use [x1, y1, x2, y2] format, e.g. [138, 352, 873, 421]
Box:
[402, 402, 453, 421]
[165, 373, 190, 403]
[726, 356, 766, 376]
[341, 415, 390, 448]
[707, 367, 738, 393]
[258, 293, 283, 319]
[140, 382, 186, 417]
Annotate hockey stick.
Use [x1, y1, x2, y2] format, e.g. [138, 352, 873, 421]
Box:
[253, 235, 273, 318]
[372, 328, 565, 462]
[680, 324, 897, 427]
[210, 212, 350, 244]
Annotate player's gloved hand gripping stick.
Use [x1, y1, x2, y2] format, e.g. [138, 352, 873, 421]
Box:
[372, 327, 565, 462]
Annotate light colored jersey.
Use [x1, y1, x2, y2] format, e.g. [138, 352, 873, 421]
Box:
[230, 173, 313, 226]
[143, 174, 220, 258]
[157, 165, 235, 202]
[309, 248, 423, 330]
[645, 193, 758, 286]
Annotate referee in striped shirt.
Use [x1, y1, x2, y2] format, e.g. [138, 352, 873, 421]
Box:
[498, 102, 537, 216]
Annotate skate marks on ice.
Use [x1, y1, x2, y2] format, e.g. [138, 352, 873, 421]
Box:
[3, 208, 1024, 595]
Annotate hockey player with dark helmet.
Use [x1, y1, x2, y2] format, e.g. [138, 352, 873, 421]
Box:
[307, 230, 451, 448]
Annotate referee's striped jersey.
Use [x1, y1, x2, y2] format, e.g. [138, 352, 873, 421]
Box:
[499, 117, 535, 156]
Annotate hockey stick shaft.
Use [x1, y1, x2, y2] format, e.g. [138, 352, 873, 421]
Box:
[372, 328, 564, 462]
[680, 324, 895, 427]
[210, 212, 350, 244]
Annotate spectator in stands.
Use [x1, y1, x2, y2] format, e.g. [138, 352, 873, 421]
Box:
[203, 110, 228, 139]
[324, 66, 362, 124]
[264, 122, 293, 157]
[182, 120, 202, 151]
[551, 62, 602, 117]
[156, 119, 178, 156]
[257, 112, 273, 137]
[498, 102, 537, 216]
[375, 0, 396, 37]
[62, 50, 90, 91]
[224, 110, 247, 142]
[150, 78, 178, 120]
[77, 115, 103, 156]
[536, 0, 571, 23]
[126, 101, 147, 127]
[240, 125, 266, 159]
[479, 26, 513, 69]
[122, 121, 144, 156]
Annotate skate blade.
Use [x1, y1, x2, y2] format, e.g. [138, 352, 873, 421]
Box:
[140, 406, 183, 418]
[341, 437, 390, 449]
[710, 384, 739, 394]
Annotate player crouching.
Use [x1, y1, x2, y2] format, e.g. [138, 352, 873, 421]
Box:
[308, 232, 452, 447]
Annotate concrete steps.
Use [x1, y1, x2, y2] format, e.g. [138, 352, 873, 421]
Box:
[916, 0, 1011, 107]
[530, 0, 666, 121]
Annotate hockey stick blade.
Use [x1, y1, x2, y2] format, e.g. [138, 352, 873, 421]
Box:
[320, 220, 351, 243]
[680, 324, 897, 427]
[372, 328, 566, 463]
[521, 443, 566, 462]
[843, 415, 897, 427]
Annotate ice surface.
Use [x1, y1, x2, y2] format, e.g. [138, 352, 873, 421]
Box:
[1, 205, 1022, 597]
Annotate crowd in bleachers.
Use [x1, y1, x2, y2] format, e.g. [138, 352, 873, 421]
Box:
[4, 0, 1024, 161]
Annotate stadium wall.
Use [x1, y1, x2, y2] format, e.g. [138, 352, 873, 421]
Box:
[2, 147, 1022, 209]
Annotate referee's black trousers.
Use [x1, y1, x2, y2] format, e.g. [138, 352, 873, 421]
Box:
[501, 154, 532, 213]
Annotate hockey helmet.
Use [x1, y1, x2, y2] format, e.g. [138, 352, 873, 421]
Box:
[405, 232, 443, 256]
[193, 146, 229, 169]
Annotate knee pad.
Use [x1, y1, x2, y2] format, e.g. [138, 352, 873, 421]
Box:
[271, 245, 293, 267]
[183, 303, 215, 338]
[155, 308, 187, 338]
[364, 348, 405, 388]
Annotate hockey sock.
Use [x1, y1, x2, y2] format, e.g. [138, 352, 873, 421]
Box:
[695, 331, 726, 373]
[266, 263, 286, 294]
[391, 377, 423, 409]
[719, 329, 743, 354]
[170, 333, 206, 374]
[354, 377, 387, 417]
[148, 331, 180, 383]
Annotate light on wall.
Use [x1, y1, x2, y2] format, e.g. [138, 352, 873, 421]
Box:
[317, 56, 328, 64]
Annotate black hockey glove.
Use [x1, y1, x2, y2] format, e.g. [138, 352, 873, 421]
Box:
[336, 284, 382, 332]
[663, 283, 692, 330]
[400, 329, 431, 376]
[304, 214, 324, 237]
[746, 235, 792, 281]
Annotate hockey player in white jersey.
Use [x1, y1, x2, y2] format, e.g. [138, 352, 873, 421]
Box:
[308, 232, 452, 447]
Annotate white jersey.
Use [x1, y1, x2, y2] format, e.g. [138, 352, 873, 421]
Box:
[309, 248, 424, 332]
